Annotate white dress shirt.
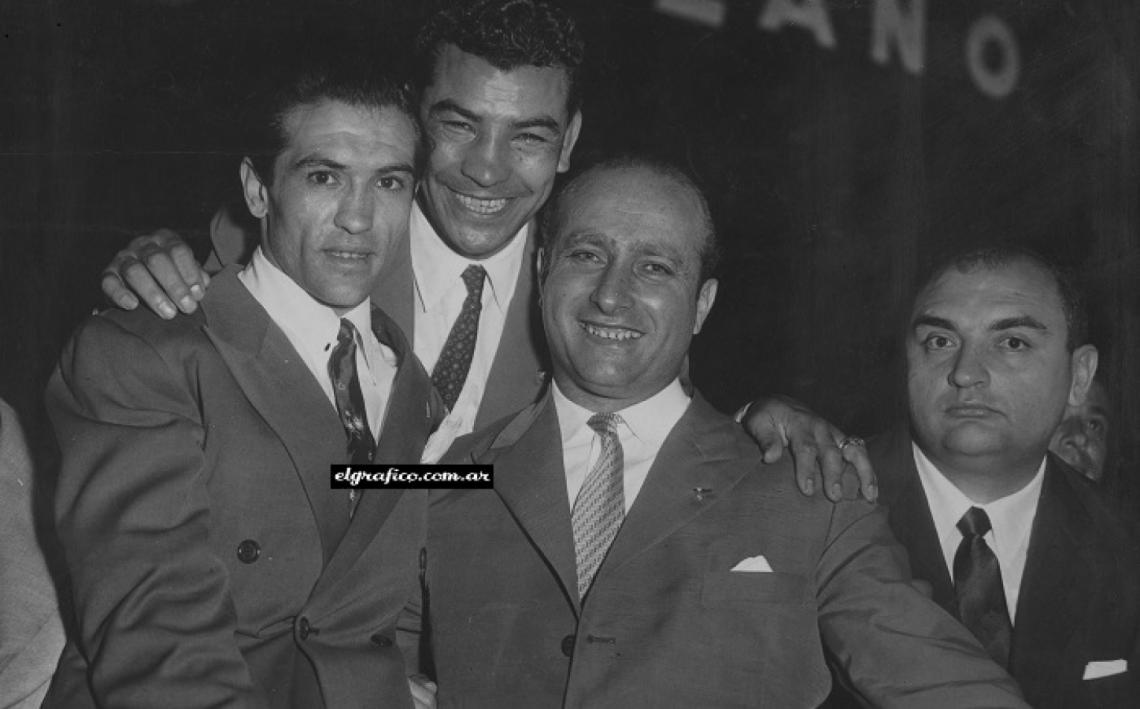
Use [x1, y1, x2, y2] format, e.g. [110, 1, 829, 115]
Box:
[912, 443, 1046, 622]
[410, 201, 528, 435]
[239, 247, 397, 440]
[553, 380, 692, 513]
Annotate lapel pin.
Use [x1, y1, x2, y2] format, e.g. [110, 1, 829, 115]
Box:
[692, 487, 712, 502]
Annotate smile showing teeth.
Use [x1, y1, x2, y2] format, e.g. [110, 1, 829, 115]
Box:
[327, 251, 369, 260]
[581, 322, 642, 341]
[455, 193, 508, 215]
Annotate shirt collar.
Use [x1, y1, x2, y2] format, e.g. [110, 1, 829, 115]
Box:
[551, 379, 691, 449]
[240, 246, 373, 351]
[912, 443, 1046, 552]
[409, 200, 528, 313]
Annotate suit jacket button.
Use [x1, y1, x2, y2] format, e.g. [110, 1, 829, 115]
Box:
[561, 634, 575, 657]
[298, 617, 312, 640]
[370, 633, 393, 647]
[236, 539, 260, 564]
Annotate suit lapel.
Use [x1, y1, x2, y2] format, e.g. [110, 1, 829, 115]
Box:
[1010, 458, 1094, 689]
[599, 396, 754, 579]
[200, 268, 350, 563]
[874, 428, 956, 610]
[476, 230, 548, 430]
[479, 394, 580, 611]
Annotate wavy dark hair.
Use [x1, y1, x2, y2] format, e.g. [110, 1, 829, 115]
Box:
[245, 52, 421, 186]
[415, 0, 585, 114]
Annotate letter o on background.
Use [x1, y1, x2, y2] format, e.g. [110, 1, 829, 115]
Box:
[965, 14, 1020, 99]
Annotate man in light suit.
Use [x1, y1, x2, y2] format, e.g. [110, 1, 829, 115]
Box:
[45, 62, 443, 708]
[411, 156, 1027, 707]
[867, 246, 1140, 708]
[97, 0, 875, 498]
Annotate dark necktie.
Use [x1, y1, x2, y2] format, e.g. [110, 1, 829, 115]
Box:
[953, 506, 1013, 667]
[572, 413, 625, 601]
[328, 319, 376, 513]
[431, 264, 486, 411]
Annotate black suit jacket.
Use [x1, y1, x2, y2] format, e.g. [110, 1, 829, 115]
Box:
[870, 427, 1140, 708]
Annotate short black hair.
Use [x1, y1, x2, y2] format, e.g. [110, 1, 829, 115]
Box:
[414, 0, 585, 115]
[539, 154, 721, 284]
[246, 55, 420, 186]
[913, 245, 1088, 351]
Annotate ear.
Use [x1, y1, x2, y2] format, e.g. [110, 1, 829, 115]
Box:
[692, 279, 719, 335]
[240, 157, 269, 219]
[556, 110, 583, 174]
[1067, 344, 1099, 407]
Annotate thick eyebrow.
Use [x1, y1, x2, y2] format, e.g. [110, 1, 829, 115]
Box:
[989, 316, 1048, 333]
[428, 99, 562, 134]
[293, 157, 415, 176]
[294, 157, 347, 171]
[512, 116, 562, 134]
[427, 99, 478, 123]
[911, 315, 957, 332]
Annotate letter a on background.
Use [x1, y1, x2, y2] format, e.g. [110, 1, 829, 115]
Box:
[758, 0, 836, 49]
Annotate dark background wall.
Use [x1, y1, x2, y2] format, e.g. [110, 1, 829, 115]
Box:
[2, 0, 1137, 499]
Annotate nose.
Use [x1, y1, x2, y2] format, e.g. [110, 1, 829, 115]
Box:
[591, 263, 634, 315]
[1060, 423, 1089, 450]
[460, 131, 510, 187]
[334, 185, 374, 235]
[948, 343, 989, 389]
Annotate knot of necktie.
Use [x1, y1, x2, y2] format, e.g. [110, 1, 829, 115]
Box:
[587, 412, 621, 438]
[957, 506, 992, 538]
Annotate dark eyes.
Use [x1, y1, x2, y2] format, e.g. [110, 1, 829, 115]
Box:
[308, 171, 337, 186]
[440, 119, 474, 133]
[378, 176, 406, 191]
[567, 250, 602, 263]
[923, 334, 954, 350]
[1000, 336, 1030, 351]
[642, 262, 675, 276]
[515, 133, 549, 146]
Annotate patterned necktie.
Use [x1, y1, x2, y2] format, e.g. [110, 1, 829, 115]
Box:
[572, 413, 625, 601]
[328, 319, 376, 514]
[953, 506, 1013, 667]
[431, 264, 486, 411]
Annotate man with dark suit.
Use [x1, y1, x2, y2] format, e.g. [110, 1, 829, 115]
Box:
[45, 63, 443, 708]
[869, 246, 1140, 707]
[411, 156, 1027, 707]
[96, 0, 876, 499]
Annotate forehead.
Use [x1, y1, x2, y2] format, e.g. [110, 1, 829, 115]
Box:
[277, 99, 417, 168]
[912, 260, 1066, 331]
[425, 44, 572, 121]
[554, 168, 704, 258]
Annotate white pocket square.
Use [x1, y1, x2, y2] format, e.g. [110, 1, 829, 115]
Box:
[730, 555, 773, 573]
[1083, 659, 1127, 680]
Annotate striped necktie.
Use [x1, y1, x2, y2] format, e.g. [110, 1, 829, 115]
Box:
[572, 413, 625, 601]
